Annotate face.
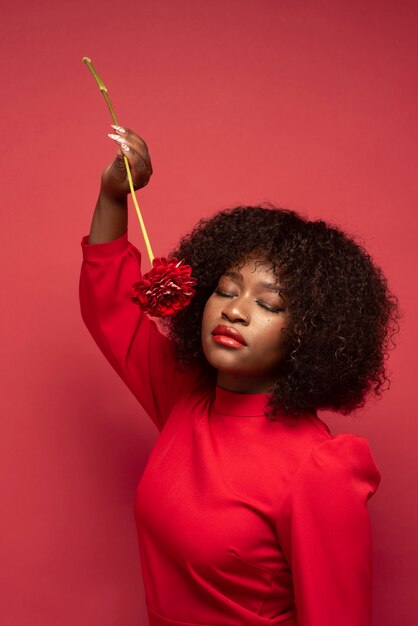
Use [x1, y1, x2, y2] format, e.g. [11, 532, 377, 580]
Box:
[201, 255, 291, 393]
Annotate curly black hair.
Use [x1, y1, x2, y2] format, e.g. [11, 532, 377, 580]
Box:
[160, 203, 401, 420]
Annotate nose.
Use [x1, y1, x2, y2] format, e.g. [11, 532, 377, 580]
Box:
[221, 296, 250, 324]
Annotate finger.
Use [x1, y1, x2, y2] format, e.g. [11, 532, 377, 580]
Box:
[114, 147, 126, 169]
[110, 139, 150, 185]
[109, 132, 149, 167]
[108, 133, 131, 156]
[110, 125, 149, 154]
[108, 133, 150, 172]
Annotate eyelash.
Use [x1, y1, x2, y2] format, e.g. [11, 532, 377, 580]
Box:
[214, 289, 284, 314]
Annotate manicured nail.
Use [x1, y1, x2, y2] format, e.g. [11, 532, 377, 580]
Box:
[108, 133, 124, 143]
[110, 124, 126, 133]
[121, 143, 130, 151]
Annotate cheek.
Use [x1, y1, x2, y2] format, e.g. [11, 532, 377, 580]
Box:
[201, 303, 209, 329]
[201, 306, 212, 342]
[255, 319, 288, 352]
[202, 298, 216, 327]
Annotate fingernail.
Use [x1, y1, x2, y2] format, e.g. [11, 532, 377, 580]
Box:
[110, 124, 126, 133]
[108, 133, 124, 143]
[121, 143, 130, 151]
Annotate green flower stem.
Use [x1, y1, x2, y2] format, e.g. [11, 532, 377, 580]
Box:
[82, 57, 155, 264]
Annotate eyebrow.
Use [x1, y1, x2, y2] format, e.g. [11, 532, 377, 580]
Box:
[222, 270, 286, 295]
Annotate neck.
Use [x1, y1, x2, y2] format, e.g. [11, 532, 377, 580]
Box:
[216, 371, 275, 394]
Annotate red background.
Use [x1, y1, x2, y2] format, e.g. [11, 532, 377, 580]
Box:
[1, 1, 417, 624]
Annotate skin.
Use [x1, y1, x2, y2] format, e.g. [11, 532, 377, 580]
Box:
[201, 256, 291, 394]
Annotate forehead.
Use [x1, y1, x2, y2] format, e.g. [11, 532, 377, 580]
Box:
[221, 255, 286, 296]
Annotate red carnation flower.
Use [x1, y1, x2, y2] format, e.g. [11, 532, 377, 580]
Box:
[131, 256, 197, 317]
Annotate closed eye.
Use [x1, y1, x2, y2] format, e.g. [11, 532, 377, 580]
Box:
[258, 302, 283, 314]
[214, 289, 284, 314]
[215, 289, 234, 298]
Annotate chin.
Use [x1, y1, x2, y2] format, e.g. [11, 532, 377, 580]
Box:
[202, 348, 234, 370]
[203, 351, 250, 378]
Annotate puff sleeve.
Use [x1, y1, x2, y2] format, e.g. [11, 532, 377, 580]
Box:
[79, 231, 202, 431]
[276, 434, 381, 626]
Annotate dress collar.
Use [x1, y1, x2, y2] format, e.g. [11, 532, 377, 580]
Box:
[213, 383, 272, 417]
[212, 383, 321, 424]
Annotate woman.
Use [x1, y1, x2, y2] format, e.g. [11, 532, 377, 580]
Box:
[79, 126, 400, 626]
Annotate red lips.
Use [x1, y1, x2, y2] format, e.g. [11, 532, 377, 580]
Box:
[211, 325, 247, 346]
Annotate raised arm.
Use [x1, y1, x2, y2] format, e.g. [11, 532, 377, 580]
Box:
[80, 126, 203, 430]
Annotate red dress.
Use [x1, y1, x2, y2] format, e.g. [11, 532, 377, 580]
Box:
[79, 231, 381, 626]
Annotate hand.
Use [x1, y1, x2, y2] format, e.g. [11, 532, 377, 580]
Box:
[101, 125, 153, 200]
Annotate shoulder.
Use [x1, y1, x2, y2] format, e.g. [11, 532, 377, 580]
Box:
[293, 433, 382, 502]
[276, 433, 382, 540]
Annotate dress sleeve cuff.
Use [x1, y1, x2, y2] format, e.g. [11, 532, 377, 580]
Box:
[80, 231, 129, 261]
